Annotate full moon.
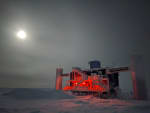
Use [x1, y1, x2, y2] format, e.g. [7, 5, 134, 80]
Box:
[17, 30, 27, 40]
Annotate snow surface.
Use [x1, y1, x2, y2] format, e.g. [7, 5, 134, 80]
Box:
[0, 88, 150, 113]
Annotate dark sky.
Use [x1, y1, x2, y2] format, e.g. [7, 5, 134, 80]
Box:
[0, 0, 150, 89]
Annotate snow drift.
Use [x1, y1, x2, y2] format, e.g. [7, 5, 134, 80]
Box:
[2, 88, 74, 99]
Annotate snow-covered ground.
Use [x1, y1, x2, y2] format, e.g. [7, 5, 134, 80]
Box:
[0, 88, 150, 113]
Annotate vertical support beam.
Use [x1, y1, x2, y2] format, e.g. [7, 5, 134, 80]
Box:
[131, 55, 147, 100]
[56, 68, 63, 90]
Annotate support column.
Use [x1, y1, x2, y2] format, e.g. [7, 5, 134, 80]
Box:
[131, 55, 147, 100]
[56, 68, 63, 90]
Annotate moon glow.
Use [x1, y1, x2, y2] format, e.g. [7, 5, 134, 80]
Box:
[17, 30, 27, 40]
